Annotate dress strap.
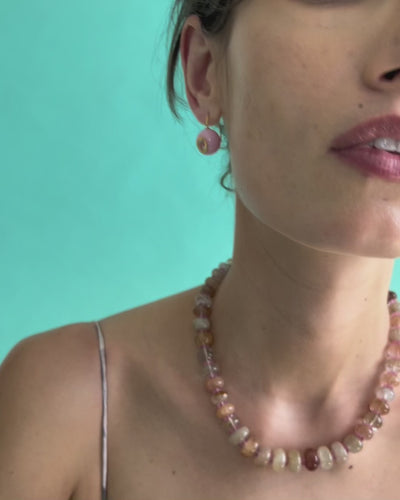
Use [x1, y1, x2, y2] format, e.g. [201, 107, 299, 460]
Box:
[94, 321, 108, 500]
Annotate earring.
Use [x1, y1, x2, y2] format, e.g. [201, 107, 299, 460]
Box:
[196, 113, 222, 155]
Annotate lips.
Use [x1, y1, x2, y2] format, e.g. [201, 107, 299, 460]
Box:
[330, 114, 400, 151]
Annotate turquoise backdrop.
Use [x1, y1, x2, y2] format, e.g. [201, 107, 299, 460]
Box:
[0, 0, 235, 362]
[1, 1, 399, 363]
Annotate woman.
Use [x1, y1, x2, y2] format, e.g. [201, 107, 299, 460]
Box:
[1, 0, 400, 498]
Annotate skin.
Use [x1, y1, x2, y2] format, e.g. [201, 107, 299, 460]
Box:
[180, 0, 400, 451]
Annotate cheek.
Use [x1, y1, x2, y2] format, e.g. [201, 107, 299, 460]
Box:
[223, 35, 347, 246]
[228, 34, 308, 155]
[226, 36, 313, 206]
[228, 22, 353, 153]
[225, 21, 354, 199]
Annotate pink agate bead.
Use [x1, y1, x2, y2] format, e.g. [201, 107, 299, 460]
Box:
[205, 376, 224, 393]
[195, 331, 214, 347]
[219, 261, 231, 271]
[369, 398, 390, 415]
[363, 411, 383, 430]
[216, 403, 235, 419]
[385, 359, 400, 372]
[205, 277, 220, 293]
[390, 314, 400, 328]
[196, 128, 221, 155]
[212, 267, 227, 279]
[354, 423, 374, 440]
[389, 327, 400, 342]
[201, 284, 216, 298]
[385, 342, 400, 359]
[380, 371, 400, 387]
[389, 301, 400, 313]
[240, 436, 260, 457]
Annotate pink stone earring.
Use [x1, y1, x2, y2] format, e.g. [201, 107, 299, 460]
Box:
[196, 113, 222, 155]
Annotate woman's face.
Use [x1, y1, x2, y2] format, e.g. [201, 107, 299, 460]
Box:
[190, 0, 400, 258]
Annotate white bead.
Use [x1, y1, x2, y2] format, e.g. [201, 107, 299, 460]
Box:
[272, 448, 287, 472]
[193, 317, 210, 331]
[376, 386, 395, 402]
[254, 448, 272, 466]
[317, 446, 334, 470]
[287, 449, 302, 472]
[228, 426, 250, 446]
[195, 293, 213, 308]
[330, 441, 348, 464]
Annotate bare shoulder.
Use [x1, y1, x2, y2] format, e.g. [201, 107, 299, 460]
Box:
[94, 285, 204, 402]
[72, 285, 203, 499]
[0, 321, 104, 500]
[97, 285, 203, 367]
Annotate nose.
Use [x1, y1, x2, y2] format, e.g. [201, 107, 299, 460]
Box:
[381, 68, 400, 83]
[364, 58, 400, 95]
[362, 7, 400, 94]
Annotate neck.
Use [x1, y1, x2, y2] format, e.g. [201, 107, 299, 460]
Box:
[213, 263, 392, 401]
[208, 201, 395, 446]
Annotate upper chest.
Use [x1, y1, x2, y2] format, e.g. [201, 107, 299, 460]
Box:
[106, 386, 400, 500]
[108, 336, 400, 498]
[80, 291, 400, 500]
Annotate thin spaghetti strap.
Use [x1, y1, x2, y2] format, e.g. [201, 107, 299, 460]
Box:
[94, 321, 108, 500]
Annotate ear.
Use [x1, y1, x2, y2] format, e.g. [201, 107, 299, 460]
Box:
[180, 15, 223, 126]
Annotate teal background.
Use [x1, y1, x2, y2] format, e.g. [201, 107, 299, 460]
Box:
[1, 1, 399, 364]
[0, 0, 235, 363]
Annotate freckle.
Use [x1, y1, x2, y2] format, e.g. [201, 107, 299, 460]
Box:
[358, 103, 364, 109]
[172, 470, 176, 475]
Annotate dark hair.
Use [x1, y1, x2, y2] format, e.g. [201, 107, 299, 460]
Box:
[165, 1, 243, 195]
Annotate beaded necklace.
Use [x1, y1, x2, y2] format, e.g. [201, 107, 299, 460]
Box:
[192, 259, 400, 471]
